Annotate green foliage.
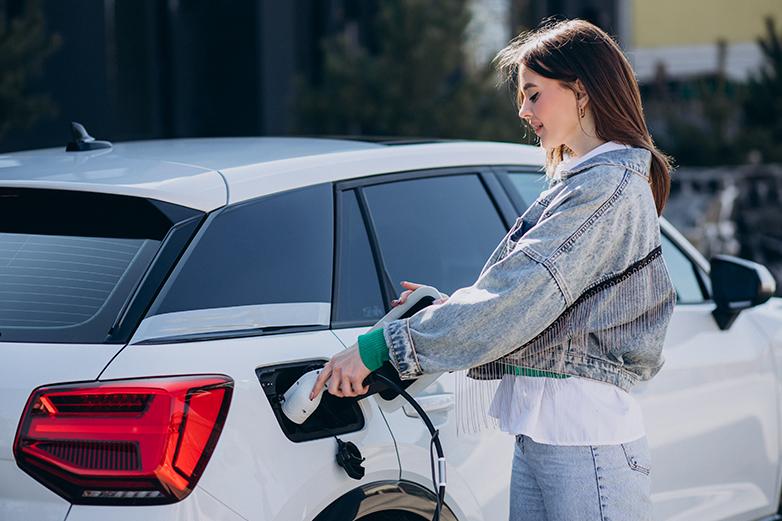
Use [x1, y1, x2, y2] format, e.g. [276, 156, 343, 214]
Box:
[649, 16, 782, 166]
[0, 0, 61, 140]
[740, 15, 782, 163]
[649, 72, 745, 166]
[293, 0, 529, 143]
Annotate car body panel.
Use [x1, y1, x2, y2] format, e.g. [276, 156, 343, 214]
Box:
[0, 147, 227, 211]
[332, 327, 513, 521]
[0, 459, 70, 521]
[637, 303, 779, 521]
[64, 487, 248, 521]
[97, 331, 399, 521]
[0, 343, 123, 521]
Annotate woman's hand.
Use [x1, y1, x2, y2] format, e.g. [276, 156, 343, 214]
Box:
[309, 344, 372, 400]
[391, 280, 448, 307]
[309, 281, 449, 401]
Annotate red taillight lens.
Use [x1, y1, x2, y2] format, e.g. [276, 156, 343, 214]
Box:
[13, 375, 233, 505]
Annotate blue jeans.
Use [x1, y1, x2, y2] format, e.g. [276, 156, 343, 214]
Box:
[510, 434, 652, 521]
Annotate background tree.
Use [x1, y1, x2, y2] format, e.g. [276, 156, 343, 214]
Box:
[647, 15, 782, 166]
[0, 0, 61, 141]
[293, 0, 530, 143]
[646, 41, 744, 166]
[740, 15, 782, 163]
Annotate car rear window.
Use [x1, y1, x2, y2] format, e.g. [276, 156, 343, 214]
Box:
[0, 188, 200, 343]
[0, 234, 151, 328]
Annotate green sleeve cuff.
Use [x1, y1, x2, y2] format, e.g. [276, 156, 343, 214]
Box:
[358, 328, 390, 371]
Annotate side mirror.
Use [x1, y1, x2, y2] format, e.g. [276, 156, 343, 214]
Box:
[710, 254, 776, 330]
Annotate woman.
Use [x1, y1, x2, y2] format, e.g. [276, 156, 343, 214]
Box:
[310, 18, 676, 521]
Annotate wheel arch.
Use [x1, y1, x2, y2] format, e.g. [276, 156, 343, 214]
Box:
[312, 480, 459, 521]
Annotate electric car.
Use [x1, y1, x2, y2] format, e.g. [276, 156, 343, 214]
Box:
[1, 133, 781, 521]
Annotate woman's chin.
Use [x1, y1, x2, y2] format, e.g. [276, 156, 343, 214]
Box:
[539, 136, 566, 149]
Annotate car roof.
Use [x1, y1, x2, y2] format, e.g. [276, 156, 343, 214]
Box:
[0, 137, 544, 211]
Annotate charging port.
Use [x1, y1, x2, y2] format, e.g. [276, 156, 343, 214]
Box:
[257, 361, 365, 442]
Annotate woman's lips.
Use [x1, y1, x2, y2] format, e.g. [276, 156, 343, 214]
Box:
[532, 123, 544, 134]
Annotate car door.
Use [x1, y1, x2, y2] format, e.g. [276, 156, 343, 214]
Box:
[331, 168, 519, 521]
[642, 225, 779, 521]
[96, 183, 399, 521]
[497, 167, 780, 521]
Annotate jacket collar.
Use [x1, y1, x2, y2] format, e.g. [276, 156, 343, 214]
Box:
[557, 146, 652, 180]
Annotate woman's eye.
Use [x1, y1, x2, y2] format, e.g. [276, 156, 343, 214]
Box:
[530, 93, 540, 102]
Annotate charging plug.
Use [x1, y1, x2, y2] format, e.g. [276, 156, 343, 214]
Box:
[281, 369, 327, 424]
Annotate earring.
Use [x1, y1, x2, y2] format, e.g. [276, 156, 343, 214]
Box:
[579, 105, 585, 119]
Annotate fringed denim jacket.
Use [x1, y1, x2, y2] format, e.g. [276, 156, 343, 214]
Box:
[381, 146, 676, 392]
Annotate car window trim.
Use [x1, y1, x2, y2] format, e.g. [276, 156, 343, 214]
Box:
[492, 165, 547, 213]
[329, 187, 390, 330]
[659, 233, 712, 304]
[659, 220, 712, 303]
[109, 214, 206, 342]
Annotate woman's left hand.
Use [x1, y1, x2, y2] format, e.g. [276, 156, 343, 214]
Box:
[309, 344, 372, 400]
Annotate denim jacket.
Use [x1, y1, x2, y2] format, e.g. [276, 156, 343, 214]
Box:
[382, 147, 676, 392]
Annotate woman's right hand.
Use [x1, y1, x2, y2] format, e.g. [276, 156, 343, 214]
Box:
[391, 280, 448, 307]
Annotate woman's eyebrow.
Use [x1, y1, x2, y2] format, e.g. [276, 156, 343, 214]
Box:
[522, 82, 538, 92]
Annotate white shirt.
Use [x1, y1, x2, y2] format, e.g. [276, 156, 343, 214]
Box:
[555, 140, 630, 178]
[487, 141, 646, 446]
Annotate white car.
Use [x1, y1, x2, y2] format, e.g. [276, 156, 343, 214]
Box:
[1, 132, 780, 521]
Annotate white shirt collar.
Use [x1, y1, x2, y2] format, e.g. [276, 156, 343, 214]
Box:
[555, 141, 631, 178]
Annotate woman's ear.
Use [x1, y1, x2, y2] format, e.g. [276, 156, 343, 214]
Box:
[574, 79, 589, 108]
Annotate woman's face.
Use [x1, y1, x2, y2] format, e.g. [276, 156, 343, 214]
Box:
[517, 64, 583, 150]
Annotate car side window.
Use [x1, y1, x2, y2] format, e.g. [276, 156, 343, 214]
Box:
[660, 234, 707, 304]
[332, 190, 386, 327]
[149, 183, 333, 316]
[362, 174, 507, 296]
[503, 170, 549, 209]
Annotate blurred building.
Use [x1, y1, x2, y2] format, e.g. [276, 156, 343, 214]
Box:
[622, 0, 782, 82]
[514, 0, 782, 82]
[3, 0, 782, 151]
[0, 0, 341, 152]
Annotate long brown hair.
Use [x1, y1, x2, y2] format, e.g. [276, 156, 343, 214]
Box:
[495, 18, 673, 215]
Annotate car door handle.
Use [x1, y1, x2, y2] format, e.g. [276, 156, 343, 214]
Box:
[402, 393, 454, 418]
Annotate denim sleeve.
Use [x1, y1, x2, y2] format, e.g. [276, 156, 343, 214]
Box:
[382, 171, 630, 379]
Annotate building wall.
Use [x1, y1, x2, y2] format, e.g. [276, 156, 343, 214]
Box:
[632, 0, 782, 47]
[624, 0, 782, 82]
[0, 0, 307, 153]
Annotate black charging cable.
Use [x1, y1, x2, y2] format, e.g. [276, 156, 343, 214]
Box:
[366, 371, 446, 521]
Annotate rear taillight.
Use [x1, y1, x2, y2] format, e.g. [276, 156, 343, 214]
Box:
[13, 375, 233, 505]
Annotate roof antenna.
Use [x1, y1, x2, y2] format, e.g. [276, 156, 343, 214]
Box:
[66, 122, 112, 152]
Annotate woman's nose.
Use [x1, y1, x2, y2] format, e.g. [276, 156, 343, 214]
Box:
[518, 101, 531, 121]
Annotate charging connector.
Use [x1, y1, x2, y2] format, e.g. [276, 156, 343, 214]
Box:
[279, 285, 449, 521]
[367, 372, 446, 521]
